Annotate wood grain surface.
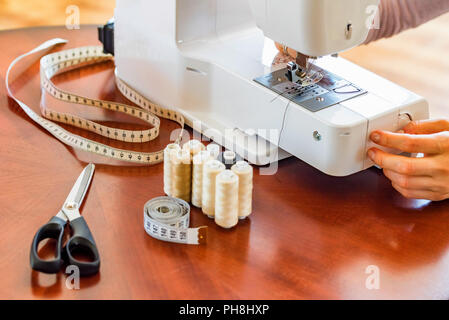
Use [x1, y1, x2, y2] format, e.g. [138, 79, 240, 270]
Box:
[1, 26, 449, 300]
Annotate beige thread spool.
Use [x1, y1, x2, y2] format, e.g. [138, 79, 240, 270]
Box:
[183, 139, 205, 156]
[215, 170, 239, 229]
[163, 143, 181, 196]
[171, 150, 192, 202]
[202, 160, 225, 218]
[191, 150, 213, 208]
[231, 161, 253, 219]
[206, 143, 220, 160]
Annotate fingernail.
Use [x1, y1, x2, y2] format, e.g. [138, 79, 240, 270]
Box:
[371, 133, 381, 143]
[368, 150, 375, 160]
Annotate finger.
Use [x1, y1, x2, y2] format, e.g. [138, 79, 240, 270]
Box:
[368, 148, 433, 176]
[383, 169, 436, 191]
[370, 130, 447, 154]
[392, 183, 447, 201]
[403, 119, 449, 134]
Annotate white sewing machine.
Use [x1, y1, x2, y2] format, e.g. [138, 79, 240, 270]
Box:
[114, 0, 429, 176]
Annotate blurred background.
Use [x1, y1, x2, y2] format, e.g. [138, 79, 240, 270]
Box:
[0, 0, 447, 117]
[0, 0, 114, 29]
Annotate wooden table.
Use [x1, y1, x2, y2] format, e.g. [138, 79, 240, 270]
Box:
[1, 26, 448, 300]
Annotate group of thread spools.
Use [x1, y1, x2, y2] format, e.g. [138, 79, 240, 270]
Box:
[164, 140, 253, 229]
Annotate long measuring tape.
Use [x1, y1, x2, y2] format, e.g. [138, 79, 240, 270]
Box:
[6, 38, 185, 165]
[144, 197, 207, 245]
[6, 39, 207, 245]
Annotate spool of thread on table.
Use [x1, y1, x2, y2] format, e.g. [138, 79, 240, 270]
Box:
[202, 160, 225, 218]
[183, 139, 205, 156]
[223, 150, 237, 169]
[206, 143, 221, 160]
[191, 150, 213, 208]
[171, 150, 192, 202]
[215, 170, 239, 229]
[163, 143, 181, 196]
[231, 161, 253, 219]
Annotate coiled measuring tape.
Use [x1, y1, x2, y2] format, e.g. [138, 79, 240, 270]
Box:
[144, 197, 207, 245]
[5, 38, 185, 165]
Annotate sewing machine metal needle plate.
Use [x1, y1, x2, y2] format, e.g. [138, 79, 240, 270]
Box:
[254, 65, 367, 113]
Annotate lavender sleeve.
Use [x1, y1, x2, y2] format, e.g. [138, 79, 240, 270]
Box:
[365, 0, 449, 43]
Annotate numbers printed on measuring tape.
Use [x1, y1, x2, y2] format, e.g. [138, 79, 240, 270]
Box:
[6, 39, 186, 165]
[6, 40, 207, 246]
[144, 197, 207, 245]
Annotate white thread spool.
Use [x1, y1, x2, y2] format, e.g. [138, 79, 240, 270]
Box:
[171, 150, 192, 202]
[231, 161, 253, 219]
[202, 160, 225, 218]
[215, 170, 239, 229]
[191, 151, 213, 208]
[164, 143, 181, 196]
[206, 143, 220, 160]
[223, 150, 236, 168]
[183, 139, 205, 156]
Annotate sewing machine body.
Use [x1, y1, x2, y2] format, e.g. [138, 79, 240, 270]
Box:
[114, 0, 429, 176]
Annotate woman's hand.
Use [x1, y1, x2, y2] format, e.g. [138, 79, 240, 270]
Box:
[367, 119, 449, 201]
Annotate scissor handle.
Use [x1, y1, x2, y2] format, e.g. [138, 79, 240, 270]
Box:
[30, 216, 66, 274]
[65, 216, 100, 277]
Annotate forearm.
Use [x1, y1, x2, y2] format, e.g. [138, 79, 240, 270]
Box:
[365, 0, 449, 43]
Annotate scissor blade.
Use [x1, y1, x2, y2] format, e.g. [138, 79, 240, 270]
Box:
[63, 164, 95, 210]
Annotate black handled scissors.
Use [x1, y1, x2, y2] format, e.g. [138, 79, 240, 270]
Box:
[30, 164, 100, 277]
